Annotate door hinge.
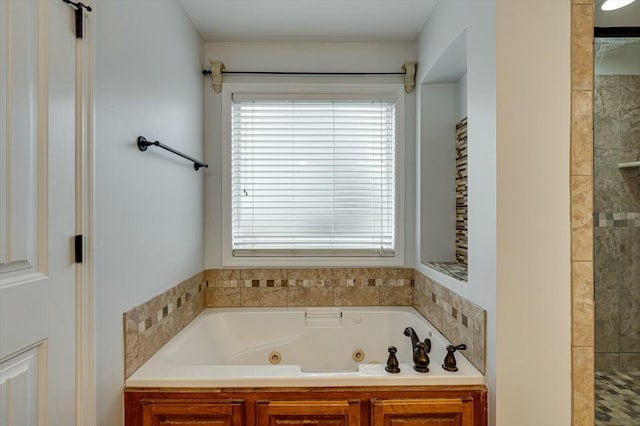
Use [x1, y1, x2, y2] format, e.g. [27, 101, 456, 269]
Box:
[62, 0, 92, 39]
[75, 234, 83, 263]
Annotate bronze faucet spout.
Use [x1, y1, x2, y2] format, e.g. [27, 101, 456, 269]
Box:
[403, 327, 420, 349]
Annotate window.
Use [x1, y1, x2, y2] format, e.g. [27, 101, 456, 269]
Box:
[230, 94, 396, 258]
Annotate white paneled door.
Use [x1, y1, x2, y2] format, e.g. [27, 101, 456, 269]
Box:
[0, 1, 91, 425]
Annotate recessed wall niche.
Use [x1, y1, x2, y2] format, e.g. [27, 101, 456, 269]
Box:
[419, 29, 468, 282]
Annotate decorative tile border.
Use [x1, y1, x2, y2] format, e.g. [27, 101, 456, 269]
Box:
[123, 272, 206, 378]
[595, 212, 640, 228]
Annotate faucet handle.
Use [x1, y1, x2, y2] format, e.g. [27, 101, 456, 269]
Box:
[385, 346, 401, 374]
[442, 343, 467, 372]
[424, 338, 432, 354]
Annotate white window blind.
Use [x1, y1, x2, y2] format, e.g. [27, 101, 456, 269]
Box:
[231, 96, 395, 257]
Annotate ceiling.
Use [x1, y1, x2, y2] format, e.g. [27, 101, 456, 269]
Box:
[595, 0, 640, 26]
[177, 0, 438, 43]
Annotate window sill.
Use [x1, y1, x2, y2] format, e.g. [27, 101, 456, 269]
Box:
[222, 255, 405, 269]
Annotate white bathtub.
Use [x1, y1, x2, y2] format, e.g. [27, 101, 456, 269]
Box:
[126, 306, 485, 388]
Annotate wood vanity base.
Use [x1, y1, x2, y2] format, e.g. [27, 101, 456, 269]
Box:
[125, 385, 487, 426]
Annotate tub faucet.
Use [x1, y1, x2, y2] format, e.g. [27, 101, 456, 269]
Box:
[403, 327, 420, 349]
[404, 327, 432, 373]
[403, 327, 431, 352]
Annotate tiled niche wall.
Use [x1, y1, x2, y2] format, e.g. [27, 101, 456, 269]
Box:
[455, 117, 469, 265]
[594, 75, 640, 372]
[123, 268, 486, 377]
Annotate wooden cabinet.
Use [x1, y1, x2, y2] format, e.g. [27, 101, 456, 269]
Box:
[256, 399, 361, 425]
[371, 398, 474, 426]
[125, 386, 487, 426]
[141, 399, 244, 426]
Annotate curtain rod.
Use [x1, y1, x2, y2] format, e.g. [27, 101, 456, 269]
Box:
[202, 70, 405, 76]
[202, 61, 417, 94]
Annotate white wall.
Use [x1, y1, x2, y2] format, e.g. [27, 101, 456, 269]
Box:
[203, 42, 417, 268]
[94, 1, 203, 425]
[414, 1, 498, 422]
[457, 72, 468, 120]
[496, 1, 571, 425]
[419, 83, 458, 263]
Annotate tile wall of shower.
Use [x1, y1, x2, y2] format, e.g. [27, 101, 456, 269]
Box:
[594, 74, 640, 372]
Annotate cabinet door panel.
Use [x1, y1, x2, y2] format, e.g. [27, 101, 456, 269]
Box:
[371, 398, 474, 426]
[142, 399, 244, 426]
[256, 399, 361, 426]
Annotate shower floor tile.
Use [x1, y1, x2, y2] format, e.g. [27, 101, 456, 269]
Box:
[596, 371, 640, 425]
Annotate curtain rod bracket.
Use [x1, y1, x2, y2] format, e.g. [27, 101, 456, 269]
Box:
[208, 60, 225, 93]
[402, 62, 417, 94]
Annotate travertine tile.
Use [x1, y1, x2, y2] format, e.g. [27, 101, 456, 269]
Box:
[571, 176, 593, 229]
[207, 287, 241, 307]
[571, 90, 593, 176]
[441, 314, 466, 351]
[412, 270, 486, 373]
[379, 287, 412, 306]
[241, 287, 287, 306]
[572, 347, 595, 426]
[206, 269, 240, 286]
[333, 287, 379, 306]
[287, 287, 333, 306]
[572, 261, 594, 347]
[571, 4, 594, 91]
[472, 317, 486, 373]
[123, 272, 206, 378]
[571, 224, 594, 261]
[284, 268, 319, 280]
[124, 316, 139, 378]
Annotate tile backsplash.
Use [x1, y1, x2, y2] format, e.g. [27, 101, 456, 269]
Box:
[205, 268, 414, 308]
[123, 272, 206, 378]
[123, 267, 486, 377]
[413, 269, 486, 373]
